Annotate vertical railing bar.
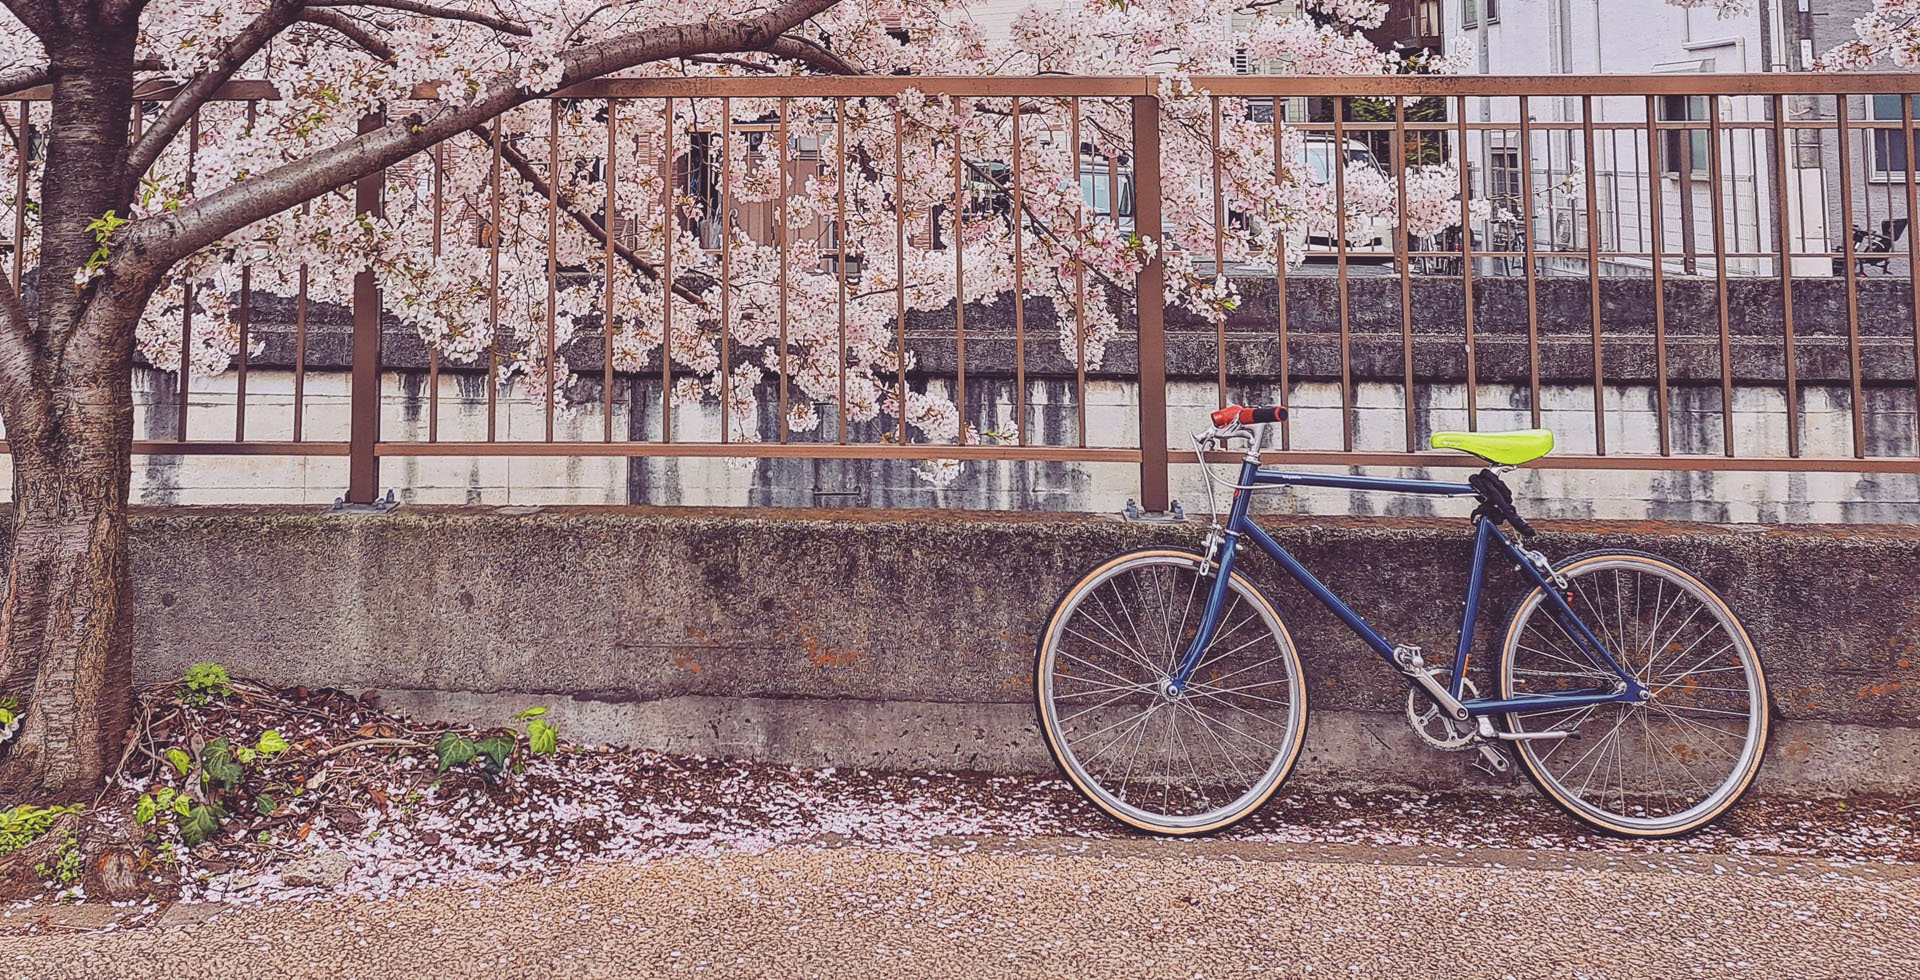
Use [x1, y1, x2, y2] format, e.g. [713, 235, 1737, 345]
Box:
[954, 99, 968, 446]
[1583, 95, 1606, 455]
[1456, 95, 1478, 431]
[488, 120, 502, 442]
[1517, 97, 1542, 430]
[1678, 100, 1698, 276]
[837, 97, 851, 444]
[1904, 91, 1920, 452]
[777, 97, 790, 444]
[1837, 95, 1865, 457]
[235, 100, 257, 443]
[1272, 108, 1291, 450]
[429, 139, 442, 443]
[234, 266, 250, 442]
[347, 110, 385, 504]
[1013, 97, 1027, 447]
[293, 262, 308, 442]
[603, 100, 617, 443]
[1707, 94, 1735, 457]
[1772, 94, 1799, 457]
[1074, 96, 1088, 443]
[1645, 96, 1672, 456]
[1211, 96, 1226, 412]
[546, 100, 560, 443]
[660, 98, 674, 444]
[721, 98, 733, 445]
[1133, 91, 1169, 513]
[1332, 98, 1352, 451]
[893, 105, 908, 447]
[10, 99, 23, 292]
[1393, 96, 1415, 453]
[179, 112, 198, 442]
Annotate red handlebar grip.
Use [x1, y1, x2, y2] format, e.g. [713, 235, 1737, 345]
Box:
[1210, 405, 1288, 427]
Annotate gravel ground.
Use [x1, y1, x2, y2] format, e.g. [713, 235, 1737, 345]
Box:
[6, 681, 1915, 978]
[2, 837, 1914, 980]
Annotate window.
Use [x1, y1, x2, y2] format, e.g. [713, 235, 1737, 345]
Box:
[1658, 95, 1710, 176]
[1415, 0, 1442, 38]
[1868, 94, 1916, 181]
[1463, 0, 1499, 28]
[1488, 146, 1522, 206]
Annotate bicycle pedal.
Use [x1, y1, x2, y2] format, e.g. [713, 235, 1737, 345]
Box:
[1471, 743, 1511, 776]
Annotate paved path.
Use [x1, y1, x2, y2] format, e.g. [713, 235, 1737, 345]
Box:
[4, 838, 1915, 980]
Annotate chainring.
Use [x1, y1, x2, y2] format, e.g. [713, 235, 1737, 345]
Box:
[1405, 672, 1479, 751]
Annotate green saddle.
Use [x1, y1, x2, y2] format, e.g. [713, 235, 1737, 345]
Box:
[1429, 428, 1555, 466]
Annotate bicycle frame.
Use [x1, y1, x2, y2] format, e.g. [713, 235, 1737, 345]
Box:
[1172, 455, 1650, 718]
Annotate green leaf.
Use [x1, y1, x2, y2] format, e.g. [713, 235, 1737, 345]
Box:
[254, 794, 277, 817]
[526, 719, 558, 756]
[255, 730, 290, 757]
[202, 739, 243, 790]
[472, 735, 515, 775]
[177, 803, 224, 847]
[172, 793, 191, 818]
[0, 708, 13, 726]
[234, 746, 257, 765]
[165, 748, 192, 776]
[513, 706, 549, 720]
[134, 796, 157, 826]
[432, 732, 477, 774]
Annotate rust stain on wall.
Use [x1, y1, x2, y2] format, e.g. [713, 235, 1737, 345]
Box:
[670, 650, 702, 673]
[1858, 681, 1904, 698]
[803, 633, 866, 668]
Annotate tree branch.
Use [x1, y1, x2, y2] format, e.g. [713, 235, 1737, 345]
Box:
[0, 58, 169, 99]
[310, 0, 532, 37]
[0, 0, 55, 38]
[298, 8, 393, 57]
[766, 35, 857, 75]
[476, 119, 709, 309]
[131, 0, 843, 265]
[120, 0, 312, 199]
[0, 66, 47, 99]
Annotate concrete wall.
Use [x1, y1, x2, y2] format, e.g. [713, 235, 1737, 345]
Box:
[124, 506, 1920, 795]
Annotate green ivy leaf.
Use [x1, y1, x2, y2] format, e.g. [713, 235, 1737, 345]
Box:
[177, 803, 224, 847]
[472, 735, 515, 775]
[526, 719, 558, 756]
[254, 794, 277, 817]
[234, 746, 258, 765]
[513, 706, 549, 720]
[134, 795, 157, 826]
[202, 739, 243, 790]
[433, 732, 477, 774]
[255, 730, 290, 757]
[172, 793, 191, 818]
[164, 748, 192, 776]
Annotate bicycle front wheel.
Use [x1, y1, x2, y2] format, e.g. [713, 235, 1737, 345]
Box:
[1497, 551, 1769, 837]
[1035, 549, 1308, 835]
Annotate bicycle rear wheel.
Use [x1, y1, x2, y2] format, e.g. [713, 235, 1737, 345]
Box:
[1497, 551, 1768, 837]
[1035, 549, 1307, 835]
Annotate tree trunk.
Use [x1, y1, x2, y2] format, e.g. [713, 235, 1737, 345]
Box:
[0, 387, 136, 802]
[0, 15, 144, 803]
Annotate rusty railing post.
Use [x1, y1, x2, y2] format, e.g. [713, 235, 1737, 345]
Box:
[347, 111, 385, 505]
[1132, 89, 1169, 513]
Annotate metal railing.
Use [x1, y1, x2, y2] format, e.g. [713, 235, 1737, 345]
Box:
[5, 73, 1918, 511]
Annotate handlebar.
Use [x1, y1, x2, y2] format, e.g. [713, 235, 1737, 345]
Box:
[1209, 405, 1288, 428]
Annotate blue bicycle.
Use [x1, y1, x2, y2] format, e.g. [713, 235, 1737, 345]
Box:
[1036, 406, 1769, 838]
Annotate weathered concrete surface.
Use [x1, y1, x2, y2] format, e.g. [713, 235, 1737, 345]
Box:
[120, 506, 1920, 793]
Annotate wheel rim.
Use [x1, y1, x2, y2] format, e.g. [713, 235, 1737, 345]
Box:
[1039, 553, 1305, 832]
[1502, 556, 1766, 834]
